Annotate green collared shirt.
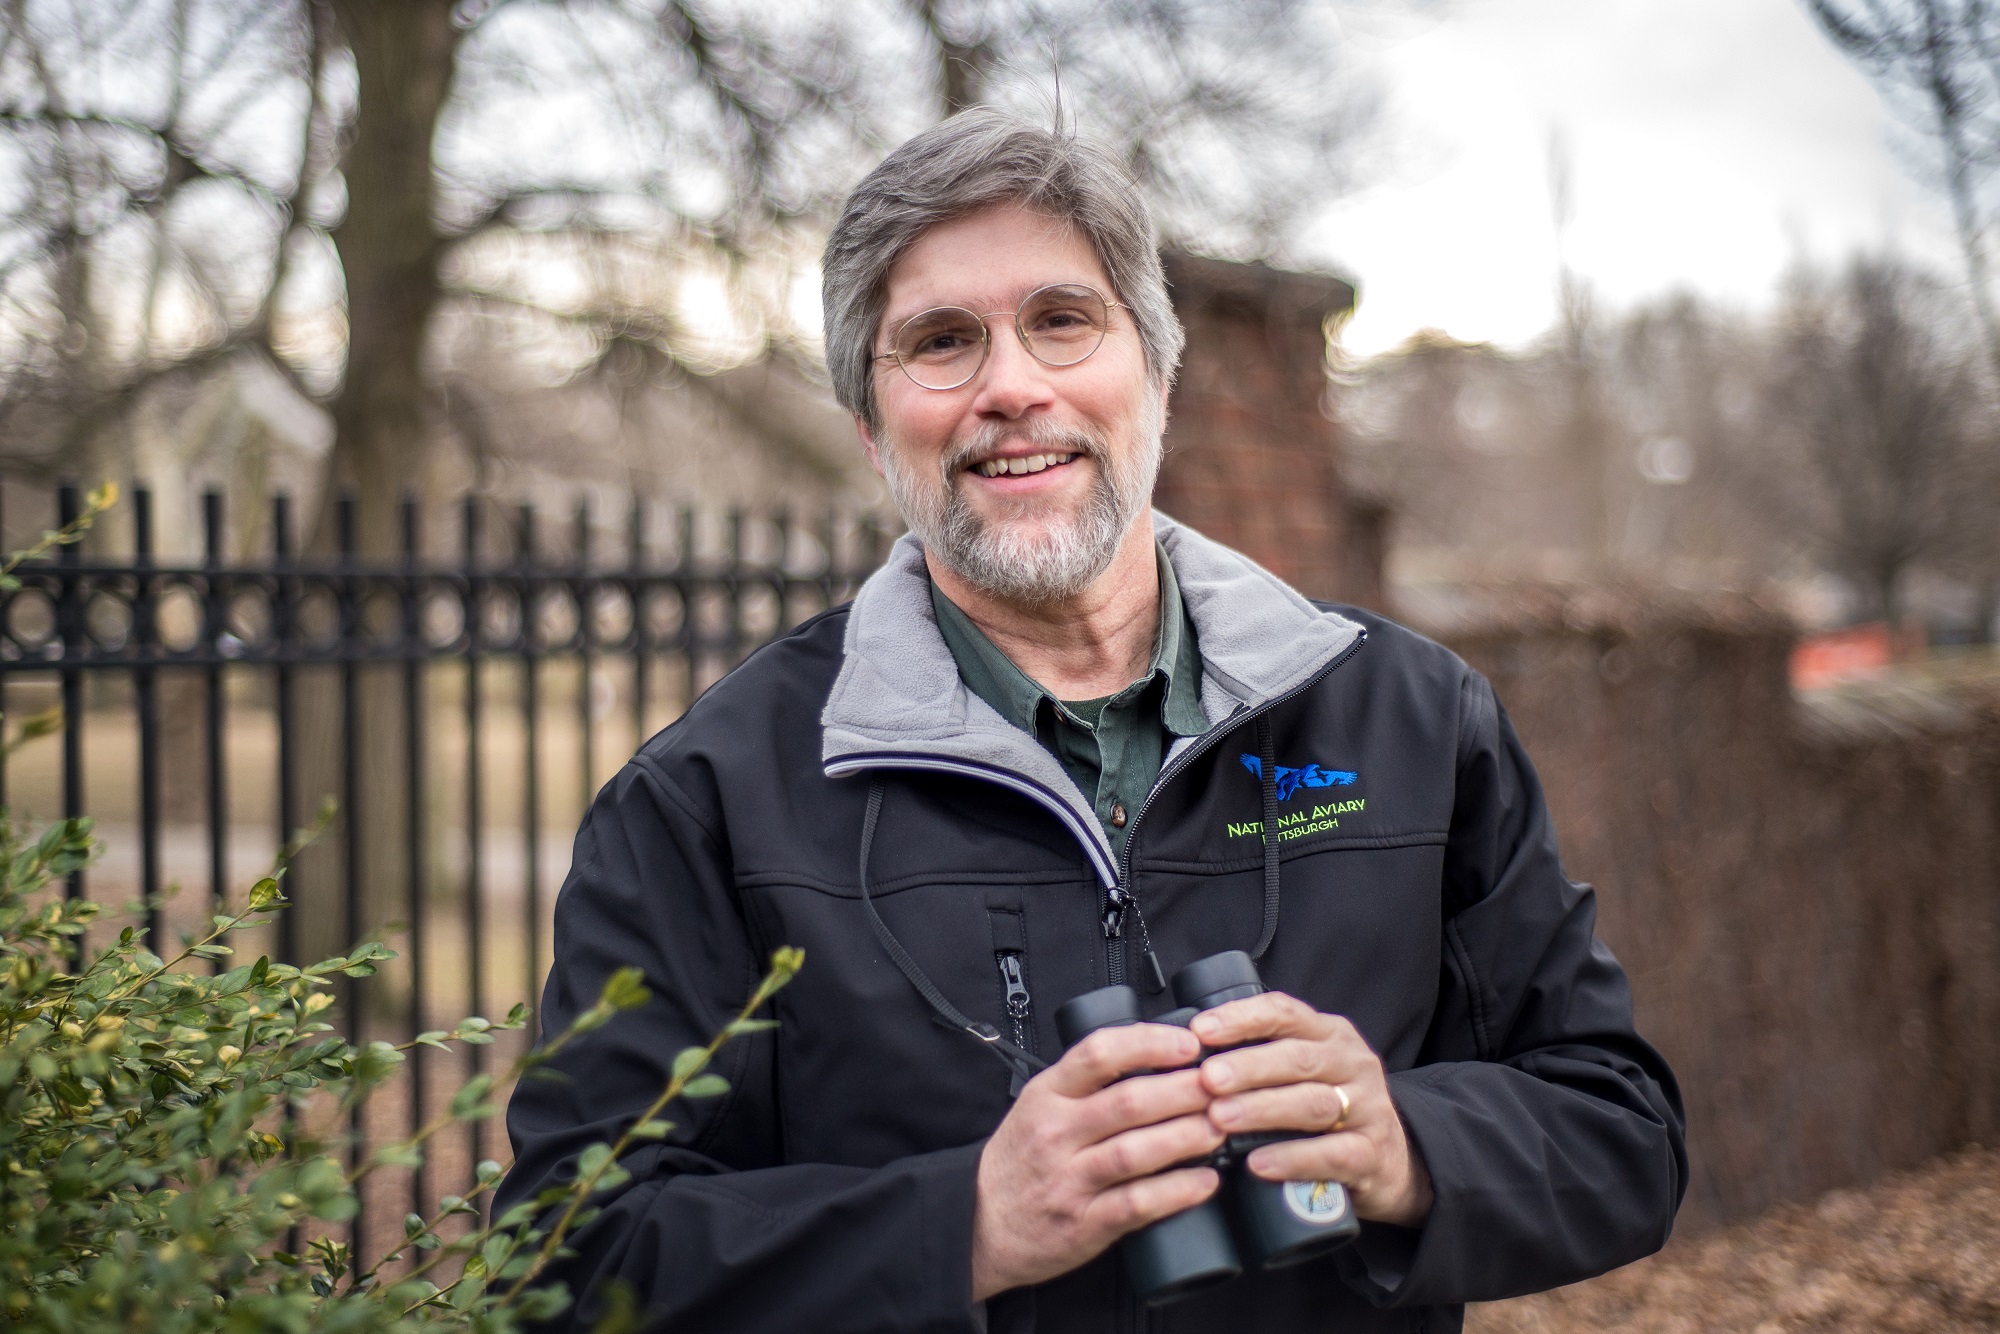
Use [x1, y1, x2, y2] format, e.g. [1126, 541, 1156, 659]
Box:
[929, 544, 1208, 861]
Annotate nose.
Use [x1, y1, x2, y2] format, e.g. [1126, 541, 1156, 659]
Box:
[967, 319, 1056, 422]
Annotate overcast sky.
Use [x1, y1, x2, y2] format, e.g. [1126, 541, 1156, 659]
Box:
[1304, 0, 1963, 357]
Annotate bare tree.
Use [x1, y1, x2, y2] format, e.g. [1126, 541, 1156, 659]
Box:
[0, 0, 329, 489]
[1804, 2, 2000, 638]
[1603, 294, 1806, 575]
[1803, 0, 2000, 386]
[1545, 127, 1616, 565]
[2, 0, 1386, 528]
[1770, 256, 1979, 625]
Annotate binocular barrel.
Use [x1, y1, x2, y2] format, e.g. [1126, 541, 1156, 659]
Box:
[1173, 952, 1361, 1273]
[1051, 951, 1360, 1306]
[1053, 984, 1242, 1305]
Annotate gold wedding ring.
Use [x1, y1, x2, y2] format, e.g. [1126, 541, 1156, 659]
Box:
[1331, 1083, 1353, 1132]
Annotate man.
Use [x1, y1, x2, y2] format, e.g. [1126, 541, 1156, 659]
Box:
[498, 108, 1686, 1333]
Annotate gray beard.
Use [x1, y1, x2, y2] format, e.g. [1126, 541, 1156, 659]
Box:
[880, 400, 1163, 605]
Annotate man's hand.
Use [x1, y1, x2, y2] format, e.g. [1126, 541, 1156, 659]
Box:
[1191, 993, 1433, 1228]
[971, 1023, 1224, 1301]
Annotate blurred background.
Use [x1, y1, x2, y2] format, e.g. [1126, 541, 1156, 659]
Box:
[1, 0, 1996, 1325]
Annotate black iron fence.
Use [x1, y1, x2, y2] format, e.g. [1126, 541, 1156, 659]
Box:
[0, 478, 890, 1250]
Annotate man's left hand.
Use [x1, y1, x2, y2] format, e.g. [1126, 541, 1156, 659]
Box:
[1190, 992, 1434, 1228]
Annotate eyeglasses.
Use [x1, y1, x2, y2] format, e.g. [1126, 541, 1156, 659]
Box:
[874, 283, 1129, 391]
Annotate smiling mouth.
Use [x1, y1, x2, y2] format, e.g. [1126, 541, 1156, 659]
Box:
[969, 452, 1080, 479]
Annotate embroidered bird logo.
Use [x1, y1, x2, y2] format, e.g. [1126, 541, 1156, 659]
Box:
[1240, 753, 1359, 803]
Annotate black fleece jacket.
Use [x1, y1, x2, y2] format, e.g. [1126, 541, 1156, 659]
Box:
[497, 521, 1687, 1334]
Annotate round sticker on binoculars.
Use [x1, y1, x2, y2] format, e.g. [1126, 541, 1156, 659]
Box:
[1283, 1179, 1350, 1225]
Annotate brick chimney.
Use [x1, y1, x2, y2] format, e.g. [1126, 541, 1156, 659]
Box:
[1156, 253, 1383, 610]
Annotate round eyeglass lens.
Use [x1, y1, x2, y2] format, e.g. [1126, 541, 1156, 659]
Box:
[892, 307, 989, 390]
[1018, 284, 1111, 366]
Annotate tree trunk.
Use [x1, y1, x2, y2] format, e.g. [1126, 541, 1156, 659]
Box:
[290, 1, 458, 988]
[913, 0, 991, 115]
[322, 0, 458, 555]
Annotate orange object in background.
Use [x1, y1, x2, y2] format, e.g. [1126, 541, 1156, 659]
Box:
[1790, 622, 1924, 690]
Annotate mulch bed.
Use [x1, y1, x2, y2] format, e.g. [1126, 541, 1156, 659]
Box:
[1468, 1147, 2000, 1332]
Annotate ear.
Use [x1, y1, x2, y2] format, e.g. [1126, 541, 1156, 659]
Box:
[855, 414, 887, 479]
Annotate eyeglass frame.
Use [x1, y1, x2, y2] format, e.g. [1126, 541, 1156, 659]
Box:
[871, 282, 1132, 392]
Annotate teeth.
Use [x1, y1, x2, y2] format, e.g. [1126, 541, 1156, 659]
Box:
[974, 452, 1077, 478]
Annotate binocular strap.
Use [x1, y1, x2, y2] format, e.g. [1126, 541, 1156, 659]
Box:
[857, 779, 1049, 1091]
[1252, 718, 1282, 962]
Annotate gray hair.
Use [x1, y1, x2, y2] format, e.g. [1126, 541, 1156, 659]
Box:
[822, 107, 1184, 429]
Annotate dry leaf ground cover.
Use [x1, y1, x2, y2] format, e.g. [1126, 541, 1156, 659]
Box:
[1468, 1147, 2000, 1333]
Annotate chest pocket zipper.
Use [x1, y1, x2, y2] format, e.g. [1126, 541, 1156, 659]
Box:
[988, 907, 1037, 1096]
[999, 953, 1033, 1049]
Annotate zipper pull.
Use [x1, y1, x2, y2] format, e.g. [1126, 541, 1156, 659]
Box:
[1102, 884, 1130, 939]
[999, 952, 1032, 1017]
[994, 953, 1035, 1099]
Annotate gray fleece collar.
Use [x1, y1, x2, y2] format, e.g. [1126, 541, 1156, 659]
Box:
[819, 512, 1366, 880]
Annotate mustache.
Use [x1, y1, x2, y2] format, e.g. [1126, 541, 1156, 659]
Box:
[939, 419, 1107, 480]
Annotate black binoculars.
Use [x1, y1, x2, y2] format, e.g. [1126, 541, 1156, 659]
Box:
[1053, 950, 1361, 1305]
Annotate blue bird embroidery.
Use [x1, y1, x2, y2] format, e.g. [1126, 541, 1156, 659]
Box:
[1240, 753, 1359, 802]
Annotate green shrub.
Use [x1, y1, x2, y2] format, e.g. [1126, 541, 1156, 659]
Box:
[0, 482, 802, 1331]
[0, 807, 800, 1332]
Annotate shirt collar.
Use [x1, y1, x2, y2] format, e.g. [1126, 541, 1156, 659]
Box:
[927, 542, 1207, 738]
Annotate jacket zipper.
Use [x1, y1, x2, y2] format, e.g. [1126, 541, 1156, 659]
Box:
[823, 627, 1369, 992]
[997, 952, 1033, 1051]
[994, 947, 1035, 1097]
[1105, 629, 1370, 986]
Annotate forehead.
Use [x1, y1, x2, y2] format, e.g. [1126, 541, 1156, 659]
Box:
[880, 202, 1113, 325]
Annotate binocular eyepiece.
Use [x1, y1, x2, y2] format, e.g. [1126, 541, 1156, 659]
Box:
[1053, 951, 1361, 1306]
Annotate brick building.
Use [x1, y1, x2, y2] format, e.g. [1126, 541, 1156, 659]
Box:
[1156, 253, 1384, 611]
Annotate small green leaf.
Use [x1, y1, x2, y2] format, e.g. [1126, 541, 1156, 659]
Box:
[724, 1018, 779, 1036]
[600, 966, 650, 1011]
[680, 1074, 729, 1099]
[576, 1143, 612, 1182]
[371, 1143, 424, 1170]
[670, 1047, 707, 1081]
[495, 1201, 540, 1230]
[627, 1119, 672, 1140]
[451, 1073, 494, 1118]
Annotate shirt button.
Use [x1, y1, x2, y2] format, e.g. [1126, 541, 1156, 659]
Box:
[1110, 803, 1128, 828]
